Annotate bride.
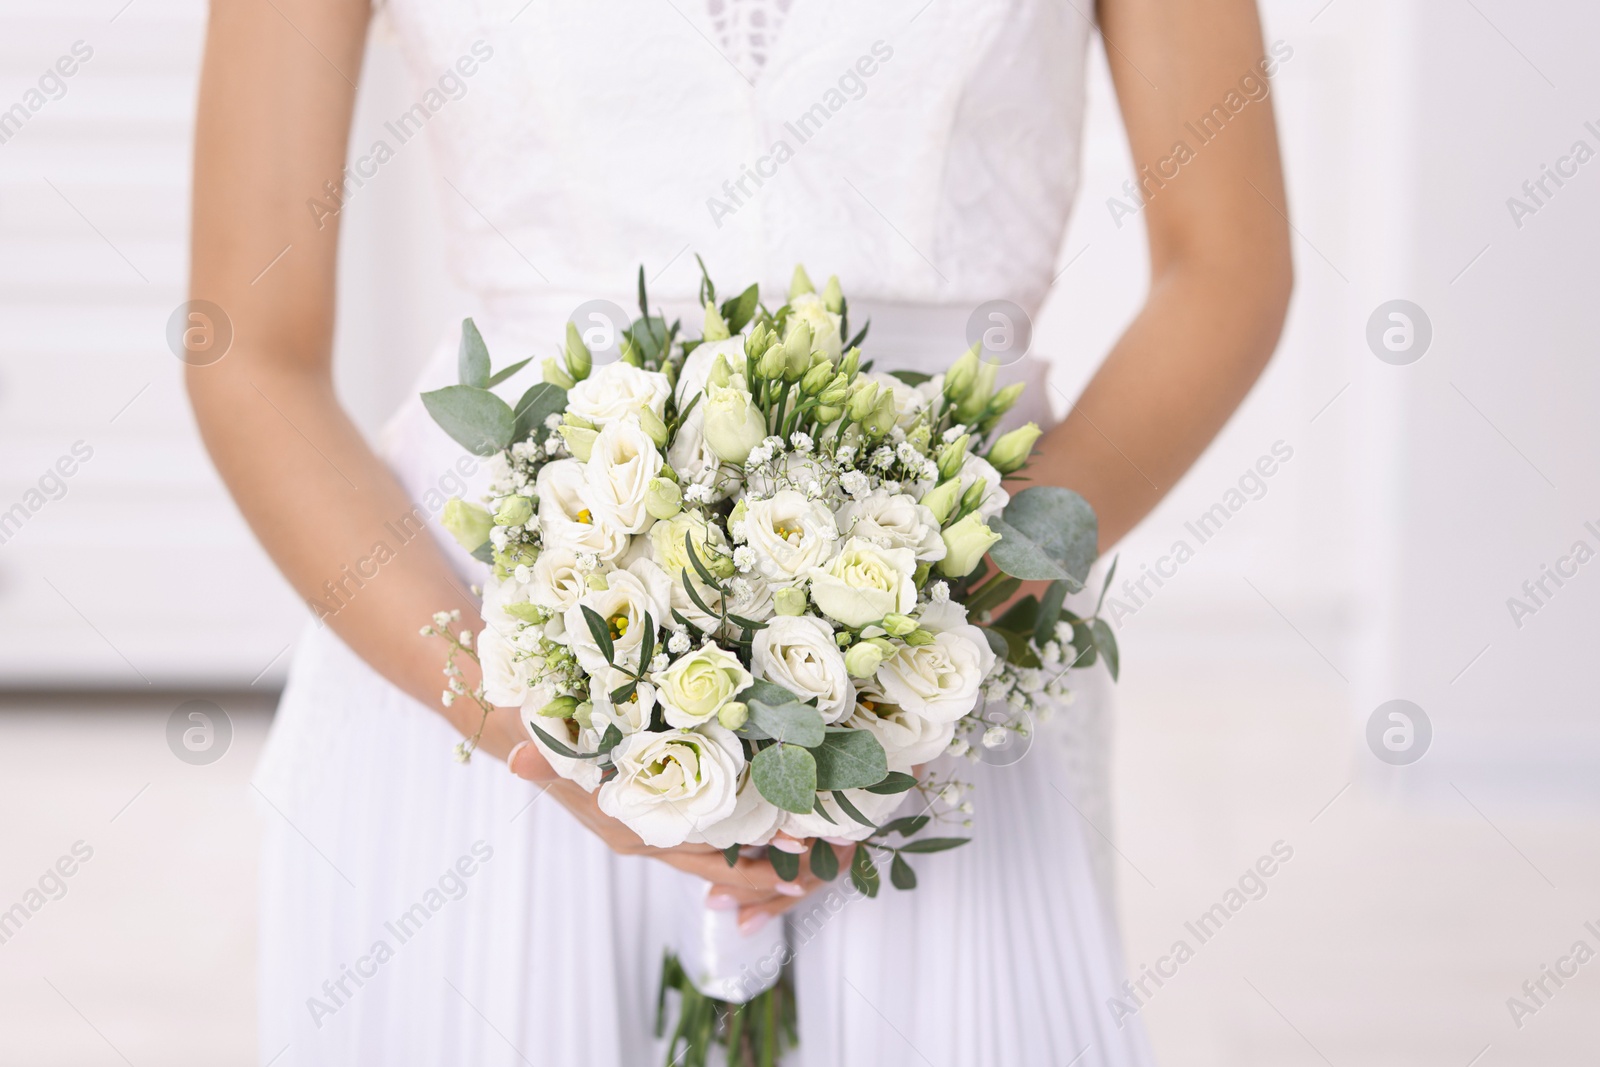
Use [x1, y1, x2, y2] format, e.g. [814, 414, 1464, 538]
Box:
[188, 1, 1289, 1063]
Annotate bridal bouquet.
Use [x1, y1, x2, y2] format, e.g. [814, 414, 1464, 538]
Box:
[423, 264, 1117, 1065]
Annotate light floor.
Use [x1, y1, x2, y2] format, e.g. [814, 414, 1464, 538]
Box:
[1, 642, 1597, 1066]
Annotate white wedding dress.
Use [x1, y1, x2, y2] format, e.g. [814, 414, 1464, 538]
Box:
[254, 1, 1155, 1064]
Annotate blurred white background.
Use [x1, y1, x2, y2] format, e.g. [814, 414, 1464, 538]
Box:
[3, 0, 1599, 1064]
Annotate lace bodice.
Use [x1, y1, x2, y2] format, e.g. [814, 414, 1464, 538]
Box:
[381, 0, 1092, 313]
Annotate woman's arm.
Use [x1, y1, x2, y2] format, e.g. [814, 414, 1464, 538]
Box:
[1034, 0, 1293, 549]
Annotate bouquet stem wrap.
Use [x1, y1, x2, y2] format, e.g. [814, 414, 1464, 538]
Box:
[669, 874, 787, 1002]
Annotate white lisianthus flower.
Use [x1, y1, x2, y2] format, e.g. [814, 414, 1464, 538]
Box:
[565, 362, 671, 428]
[536, 459, 629, 561]
[956, 452, 1010, 521]
[751, 615, 853, 723]
[807, 538, 917, 629]
[702, 383, 767, 466]
[744, 490, 838, 582]
[836, 490, 947, 562]
[845, 679, 956, 765]
[655, 644, 753, 728]
[478, 624, 534, 707]
[874, 599, 997, 723]
[675, 336, 746, 408]
[584, 419, 663, 534]
[529, 546, 587, 612]
[787, 293, 842, 362]
[671, 571, 775, 635]
[665, 410, 726, 497]
[597, 725, 745, 847]
[562, 558, 672, 672]
[589, 665, 656, 735]
[694, 772, 781, 849]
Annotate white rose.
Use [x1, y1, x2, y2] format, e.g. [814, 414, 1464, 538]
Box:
[562, 558, 671, 672]
[655, 644, 753, 728]
[751, 615, 852, 724]
[957, 453, 1010, 521]
[744, 490, 838, 582]
[846, 679, 955, 765]
[787, 293, 842, 362]
[584, 419, 662, 534]
[598, 725, 745, 847]
[565, 362, 671, 428]
[695, 772, 781, 849]
[875, 600, 997, 723]
[479, 623, 534, 707]
[648, 512, 729, 581]
[589, 665, 656, 735]
[836, 489, 946, 562]
[536, 460, 629, 561]
[675, 336, 745, 407]
[529, 546, 587, 612]
[807, 538, 917, 629]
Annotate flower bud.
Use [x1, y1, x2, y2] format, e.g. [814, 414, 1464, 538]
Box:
[717, 700, 749, 730]
[937, 512, 1002, 578]
[816, 404, 843, 425]
[573, 701, 594, 729]
[838, 347, 860, 378]
[881, 613, 917, 637]
[564, 321, 592, 381]
[955, 359, 998, 423]
[542, 356, 576, 390]
[844, 641, 885, 678]
[537, 695, 578, 719]
[822, 275, 843, 314]
[846, 380, 880, 423]
[645, 477, 682, 520]
[619, 334, 643, 367]
[943, 344, 980, 402]
[773, 585, 808, 616]
[865, 390, 897, 436]
[779, 321, 812, 381]
[708, 353, 734, 391]
[493, 495, 534, 528]
[903, 628, 936, 647]
[757, 340, 787, 381]
[986, 422, 1042, 474]
[919, 479, 962, 525]
[991, 381, 1025, 415]
[703, 386, 768, 465]
[441, 498, 494, 552]
[585, 572, 609, 591]
[960, 478, 989, 514]
[746, 322, 775, 360]
[639, 406, 670, 448]
[558, 423, 598, 461]
[702, 301, 731, 342]
[788, 264, 815, 300]
[800, 360, 833, 396]
[937, 435, 970, 481]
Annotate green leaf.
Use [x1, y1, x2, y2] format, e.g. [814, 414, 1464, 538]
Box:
[525, 720, 604, 760]
[744, 700, 826, 748]
[720, 283, 759, 334]
[723, 844, 741, 867]
[979, 627, 1008, 660]
[725, 613, 768, 631]
[896, 836, 971, 855]
[470, 542, 496, 565]
[1090, 617, 1120, 681]
[888, 369, 932, 387]
[986, 626, 1041, 668]
[875, 814, 930, 839]
[844, 320, 870, 352]
[988, 486, 1099, 589]
[486, 356, 532, 387]
[810, 729, 889, 790]
[683, 529, 722, 591]
[637, 612, 656, 673]
[768, 847, 800, 883]
[750, 743, 818, 814]
[810, 793, 837, 824]
[889, 853, 917, 890]
[458, 318, 490, 387]
[421, 385, 514, 456]
[849, 844, 880, 898]
[609, 679, 638, 705]
[511, 382, 568, 443]
[1070, 621, 1098, 668]
[865, 771, 917, 795]
[1035, 580, 1069, 647]
[597, 723, 623, 756]
[637, 265, 650, 322]
[580, 604, 616, 665]
[680, 570, 719, 619]
[737, 680, 801, 706]
[831, 790, 877, 830]
[809, 838, 839, 881]
[993, 594, 1039, 634]
[1095, 555, 1119, 616]
[964, 573, 1021, 616]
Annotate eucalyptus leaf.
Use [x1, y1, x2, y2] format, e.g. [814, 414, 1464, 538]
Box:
[511, 382, 568, 443]
[875, 814, 930, 839]
[809, 838, 839, 881]
[421, 385, 514, 456]
[889, 854, 917, 890]
[744, 700, 826, 748]
[751, 743, 817, 814]
[737, 680, 802, 707]
[979, 627, 1008, 660]
[810, 729, 888, 790]
[865, 771, 917, 795]
[723, 845, 741, 868]
[1035, 580, 1069, 647]
[1071, 621, 1098, 668]
[470, 542, 496, 565]
[988, 486, 1098, 589]
[486, 356, 532, 387]
[1090, 617, 1120, 681]
[458, 318, 490, 387]
[768, 847, 800, 883]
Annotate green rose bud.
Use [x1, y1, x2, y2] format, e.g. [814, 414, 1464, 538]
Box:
[645, 477, 682, 520]
[773, 585, 808, 616]
[844, 641, 885, 678]
[943, 344, 980, 402]
[538, 695, 578, 719]
[493, 495, 534, 528]
[564, 321, 593, 381]
[542, 356, 576, 390]
[558, 423, 597, 462]
[937, 512, 1002, 578]
[717, 700, 749, 731]
[639, 406, 670, 447]
[702, 301, 731, 342]
[991, 381, 1025, 415]
[919, 479, 962, 525]
[937, 435, 970, 481]
[987, 421, 1042, 475]
[441, 498, 494, 552]
[822, 275, 843, 314]
[881, 613, 917, 637]
[789, 263, 816, 300]
[904, 628, 936, 647]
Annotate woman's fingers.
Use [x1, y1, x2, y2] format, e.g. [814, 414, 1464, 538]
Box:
[736, 868, 826, 933]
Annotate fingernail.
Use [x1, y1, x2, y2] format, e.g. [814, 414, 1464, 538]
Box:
[507, 741, 530, 775]
[707, 892, 738, 911]
[774, 881, 805, 897]
[739, 912, 771, 936]
[770, 837, 807, 854]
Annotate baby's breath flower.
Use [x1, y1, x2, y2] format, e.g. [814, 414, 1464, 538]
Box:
[982, 726, 1008, 748]
[544, 413, 563, 430]
[929, 581, 950, 604]
[790, 431, 814, 453]
[432, 612, 451, 628]
[733, 545, 755, 572]
[458, 629, 473, 647]
[870, 446, 894, 469]
[650, 653, 669, 673]
[942, 425, 968, 443]
[576, 551, 599, 571]
[840, 470, 870, 500]
[668, 632, 691, 654]
[441, 690, 457, 707]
